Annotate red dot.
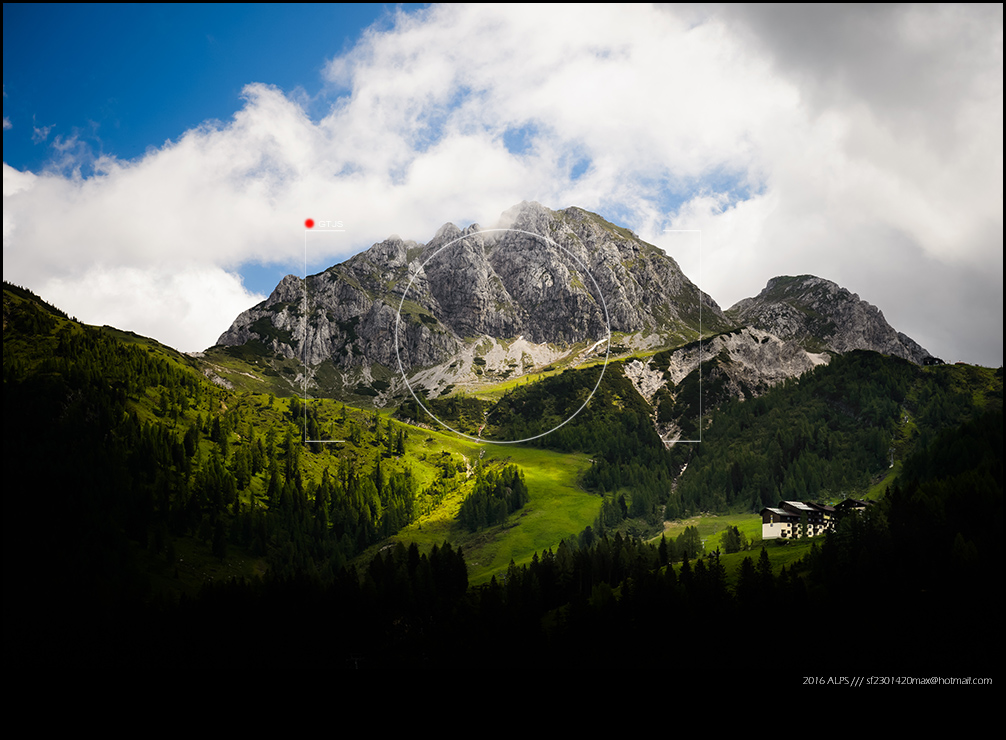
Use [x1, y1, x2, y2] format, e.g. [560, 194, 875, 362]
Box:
[305, 218, 315, 229]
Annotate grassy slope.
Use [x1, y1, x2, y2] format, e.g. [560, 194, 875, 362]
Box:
[359, 427, 601, 584]
[119, 317, 606, 587]
[11, 283, 997, 601]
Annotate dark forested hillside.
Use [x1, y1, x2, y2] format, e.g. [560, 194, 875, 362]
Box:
[3, 284, 460, 664]
[667, 351, 1001, 516]
[5, 283, 1000, 672]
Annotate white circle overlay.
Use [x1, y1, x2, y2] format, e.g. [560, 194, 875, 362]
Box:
[394, 228, 611, 445]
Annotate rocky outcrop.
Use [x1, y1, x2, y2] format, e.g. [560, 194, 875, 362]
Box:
[726, 275, 931, 364]
[624, 327, 831, 445]
[652, 327, 830, 393]
[215, 202, 727, 372]
[215, 239, 460, 370]
[215, 213, 932, 417]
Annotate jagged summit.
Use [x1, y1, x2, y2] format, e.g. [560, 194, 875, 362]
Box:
[214, 208, 931, 405]
[216, 203, 727, 376]
[726, 275, 931, 364]
[497, 200, 554, 231]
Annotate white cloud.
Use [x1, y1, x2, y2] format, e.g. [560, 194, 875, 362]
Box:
[2, 4, 1001, 363]
[31, 122, 53, 144]
[43, 264, 265, 353]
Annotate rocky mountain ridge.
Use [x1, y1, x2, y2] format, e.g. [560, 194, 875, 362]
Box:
[629, 327, 831, 444]
[726, 275, 932, 364]
[214, 203, 932, 413]
[216, 202, 727, 387]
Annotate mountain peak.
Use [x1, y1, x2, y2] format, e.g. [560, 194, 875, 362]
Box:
[212, 207, 931, 409]
[213, 204, 727, 395]
[498, 200, 553, 231]
[432, 222, 462, 241]
[728, 274, 931, 363]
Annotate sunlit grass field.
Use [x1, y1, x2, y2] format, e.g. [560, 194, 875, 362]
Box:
[380, 439, 602, 585]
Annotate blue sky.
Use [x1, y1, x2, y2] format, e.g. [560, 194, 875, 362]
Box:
[3, 4, 399, 173]
[3, 4, 1002, 366]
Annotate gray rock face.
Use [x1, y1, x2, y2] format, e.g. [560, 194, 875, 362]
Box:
[216, 237, 461, 370]
[217, 213, 931, 395]
[726, 275, 931, 364]
[625, 327, 832, 446]
[215, 202, 727, 371]
[655, 327, 830, 391]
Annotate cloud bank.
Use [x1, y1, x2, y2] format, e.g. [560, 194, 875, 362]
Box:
[3, 4, 1001, 364]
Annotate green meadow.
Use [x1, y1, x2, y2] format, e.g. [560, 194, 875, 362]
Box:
[376, 439, 601, 584]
